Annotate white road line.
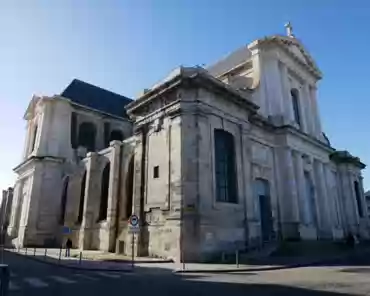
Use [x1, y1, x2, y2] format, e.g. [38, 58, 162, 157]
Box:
[49, 275, 77, 284]
[23, 277, 49, 288]
[73, 273, 98, 281]
[9, 280, 20, 291]
[97, 272, 121, 279]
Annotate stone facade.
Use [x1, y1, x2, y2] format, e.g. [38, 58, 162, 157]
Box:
[3, 29, 369, 262]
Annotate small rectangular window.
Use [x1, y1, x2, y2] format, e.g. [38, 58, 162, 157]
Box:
[153, 166, 159, 178]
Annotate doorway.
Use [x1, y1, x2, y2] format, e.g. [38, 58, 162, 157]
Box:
[255, 178, 273, 242]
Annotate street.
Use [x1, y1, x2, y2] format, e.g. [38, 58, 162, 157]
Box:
[3, 250, 370, 295]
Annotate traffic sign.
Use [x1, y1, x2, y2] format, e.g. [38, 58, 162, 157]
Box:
[129, 214, 139, 227]
[128, 226, 140, 234]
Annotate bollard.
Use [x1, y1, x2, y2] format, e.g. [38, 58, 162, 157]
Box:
[44, 248, 47, 259]
[221, 252, 226, 262]
[79, 252, 82, 265]
[236, 250, 239, 268]
[17, 245, 20, 253]
[0, 264, 9, 296]
[58, 248, 62, 264]
[33, 247, 36, 256]
[25, 247, 27, 255]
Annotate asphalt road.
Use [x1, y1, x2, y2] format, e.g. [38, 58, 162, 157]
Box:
[2, 250, 370, 296]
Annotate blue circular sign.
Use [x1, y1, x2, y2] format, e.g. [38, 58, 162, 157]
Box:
[129, 215, 139, 226]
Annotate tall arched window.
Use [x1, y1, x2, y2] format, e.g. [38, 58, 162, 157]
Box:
[354, 180, 363, 218]
[98, 163, 110, 221]
[78, 122, 96, 152]
[59, 176, 69, 225]
[291, 88, 301, 126]
[109, 130, 124, 142]
[77, 171, 86, 224]
[214, 129, 237, 203]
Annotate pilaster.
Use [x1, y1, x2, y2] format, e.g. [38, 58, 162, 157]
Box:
[79, 152, 99, 249]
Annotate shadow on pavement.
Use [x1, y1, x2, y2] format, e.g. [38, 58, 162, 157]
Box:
[114, 266, 359, 296]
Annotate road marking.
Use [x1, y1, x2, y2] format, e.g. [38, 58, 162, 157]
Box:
[49, 275, 77, 284]
[73, 273, 98, 281]
[9, 280, 20, 291]
[97, 272, 121, 279]
[24, 277, 49, 288]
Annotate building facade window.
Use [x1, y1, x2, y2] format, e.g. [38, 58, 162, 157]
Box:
[78, 122, 96, 152]
[109, 130, 124, 142]
[77, 171, 86, 224]
[153, 166, 159, 178]
[98, 162, 110, 221]
[291, 88, 301, 126]
[354, 180, 363, 218]
[214, 129, 237, 203]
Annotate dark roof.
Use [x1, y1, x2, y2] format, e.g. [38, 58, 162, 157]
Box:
[61, 79, 133, 118]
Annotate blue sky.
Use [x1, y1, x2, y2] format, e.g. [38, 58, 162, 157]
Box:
[1, 0, 369, 190]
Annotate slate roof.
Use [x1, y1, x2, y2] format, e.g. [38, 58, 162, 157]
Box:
[61, 79, 133, 118]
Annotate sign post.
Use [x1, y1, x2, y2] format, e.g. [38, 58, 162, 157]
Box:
[128, 215, 140, 269]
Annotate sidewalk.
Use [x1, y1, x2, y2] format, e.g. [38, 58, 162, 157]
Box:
[6, 244, 370, 274]
[6, 248, 133, 271]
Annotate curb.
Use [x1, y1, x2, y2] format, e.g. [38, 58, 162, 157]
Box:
[8, 251, 133, 272]
[173, 252, 366, 274]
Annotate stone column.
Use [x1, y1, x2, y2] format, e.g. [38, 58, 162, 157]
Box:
[277, 147, 300, 239]
[303, 84, 313, 136]
[310, 86, 322, 139]
[323, 164, 336, 229]
[314, 161, 331, 238]
[280, 65, 295, 124]
[7, 180, 22, 238]
[22, 122, 32, 159]
[79, 152, 99, 250]
[359, 177, 368, 219]
[240, 125, 251, 245]
[105, 141, 122, 252]
[294, 151, 305, 225]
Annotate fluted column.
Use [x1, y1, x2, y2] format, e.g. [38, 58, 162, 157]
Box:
[294, 151, 306, 224]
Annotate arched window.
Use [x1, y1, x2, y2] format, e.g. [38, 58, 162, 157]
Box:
[77, 171, 86, 224]
[30, 124, 38, 152]
[109, 130, 124, 142]
[125, 156, 134, 218]
[59, 176, 69, 225]
[291, 88, 301, 126]
[214, 129, 237, 203]
[98, 163, 110, 221]
[78, 122, 96, 152]
[354, 181, 363, 218]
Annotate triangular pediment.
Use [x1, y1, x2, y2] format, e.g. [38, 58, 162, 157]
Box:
[258, 35, 322, 79]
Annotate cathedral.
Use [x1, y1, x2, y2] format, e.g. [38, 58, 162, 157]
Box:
[2, 25, 368, 262]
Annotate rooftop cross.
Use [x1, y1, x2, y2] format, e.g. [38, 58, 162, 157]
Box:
[284, 22, 295, 38]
